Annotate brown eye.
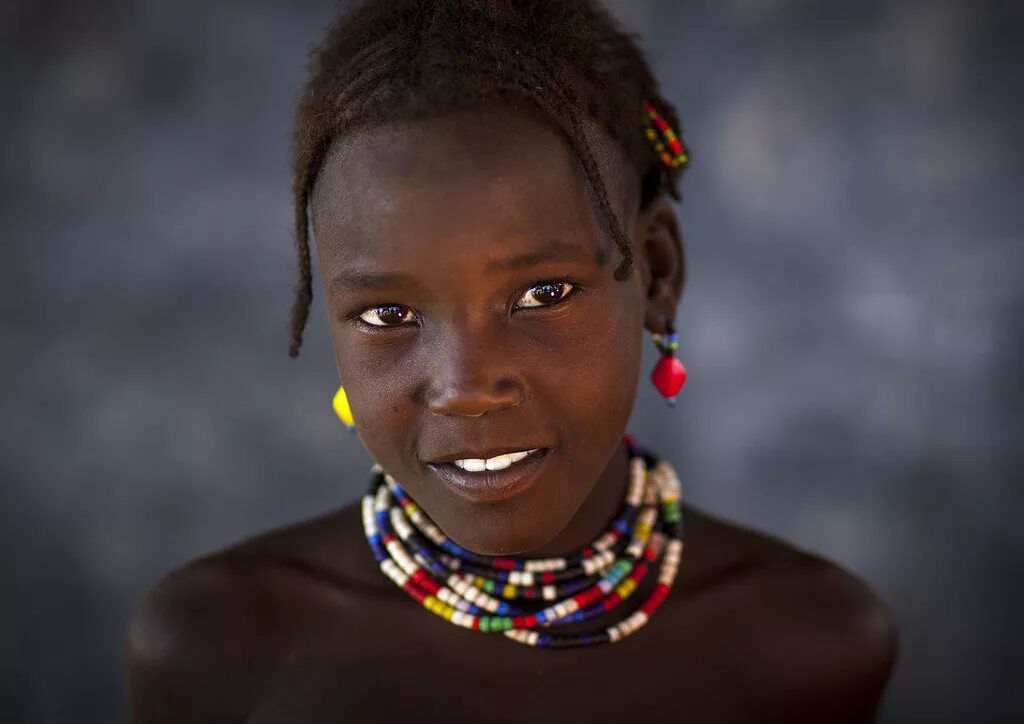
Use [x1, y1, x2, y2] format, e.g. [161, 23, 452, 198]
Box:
[516, 281, 575, 309]
[358, 304, 417, 327]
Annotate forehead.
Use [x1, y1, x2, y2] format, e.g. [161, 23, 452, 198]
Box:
[309, 104, 634, 272]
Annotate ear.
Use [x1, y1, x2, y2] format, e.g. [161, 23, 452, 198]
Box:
[631, 194, 685, 334]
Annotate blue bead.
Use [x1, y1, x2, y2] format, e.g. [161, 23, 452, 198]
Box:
[368, 537, 387, 562]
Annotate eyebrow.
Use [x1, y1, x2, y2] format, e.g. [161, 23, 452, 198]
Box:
[484, 238, 608, 272]
[329, 238, 610, 295]
[329, 269, 423, 295]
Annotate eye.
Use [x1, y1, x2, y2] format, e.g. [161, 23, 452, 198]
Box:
[515, 281, 576, 309]
[357, 304, 418, 327]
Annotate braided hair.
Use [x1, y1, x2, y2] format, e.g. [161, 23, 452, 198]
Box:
[288, 0, 687, 358]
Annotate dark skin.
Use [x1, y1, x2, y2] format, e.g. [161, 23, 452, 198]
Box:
[126, 107, 898, 723]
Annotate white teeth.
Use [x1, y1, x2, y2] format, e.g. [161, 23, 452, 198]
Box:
[453, 449, 539, 472]
[455, 458, 487, 472]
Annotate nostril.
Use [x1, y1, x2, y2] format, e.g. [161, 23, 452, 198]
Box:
[426, 385, 524, 417]
[433, 409, 485, 417]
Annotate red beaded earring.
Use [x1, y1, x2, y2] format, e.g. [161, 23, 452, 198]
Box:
[650, 319, 687, 406]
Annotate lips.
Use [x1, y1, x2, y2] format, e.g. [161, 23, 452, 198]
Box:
[423, 447, 551, 503]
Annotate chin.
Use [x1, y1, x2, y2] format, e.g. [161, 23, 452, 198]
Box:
[444, 515, 561, 557]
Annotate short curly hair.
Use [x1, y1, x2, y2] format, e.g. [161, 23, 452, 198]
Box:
[288, 0, 687, 357]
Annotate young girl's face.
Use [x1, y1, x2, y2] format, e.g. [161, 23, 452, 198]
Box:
[312, 105, 667, 555]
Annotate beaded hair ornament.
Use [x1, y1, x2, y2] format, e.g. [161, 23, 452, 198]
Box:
[642, 99, 688, 169]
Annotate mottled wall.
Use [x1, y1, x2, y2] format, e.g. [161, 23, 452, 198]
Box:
[2, 1, 1020, 722]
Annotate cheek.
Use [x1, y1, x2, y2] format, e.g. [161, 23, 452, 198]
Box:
[332, 331, 418, 465]
[540, 302, 643, 433]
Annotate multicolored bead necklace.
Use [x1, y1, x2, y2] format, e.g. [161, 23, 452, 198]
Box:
[361, 437, 685, 648]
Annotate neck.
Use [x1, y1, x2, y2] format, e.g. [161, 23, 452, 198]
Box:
[519, 438, 631, 558]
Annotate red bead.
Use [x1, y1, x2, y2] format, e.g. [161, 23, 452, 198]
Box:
[651, 355, 687, 401]
[602, 592, 622, 611]
[403, 581, 426, 602]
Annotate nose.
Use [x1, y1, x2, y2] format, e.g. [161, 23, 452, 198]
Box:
[424, 326, 525, 417]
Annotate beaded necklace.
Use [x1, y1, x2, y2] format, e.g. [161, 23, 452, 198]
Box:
[361, 438, 684, 648]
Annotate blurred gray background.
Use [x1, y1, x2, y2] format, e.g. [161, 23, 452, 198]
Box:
[2, 0, 1021, 722]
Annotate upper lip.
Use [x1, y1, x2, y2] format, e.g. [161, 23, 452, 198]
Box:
[422, 446, 549, 464]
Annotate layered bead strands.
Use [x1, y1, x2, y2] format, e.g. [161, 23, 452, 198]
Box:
[361, 438, 686, 648]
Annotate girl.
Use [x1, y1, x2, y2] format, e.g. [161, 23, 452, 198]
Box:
[127, 1, 897, 721]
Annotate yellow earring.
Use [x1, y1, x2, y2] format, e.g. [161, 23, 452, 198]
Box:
[332, 385, 355, 431]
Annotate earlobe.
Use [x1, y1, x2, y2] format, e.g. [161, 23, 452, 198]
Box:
[634, 195, 685, 333]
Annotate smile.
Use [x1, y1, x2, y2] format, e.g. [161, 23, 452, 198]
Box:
[425, 448, 551, 504]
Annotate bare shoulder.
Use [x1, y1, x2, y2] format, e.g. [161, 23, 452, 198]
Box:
[125, 500, 380, 723]
[679, 503, 900, 722]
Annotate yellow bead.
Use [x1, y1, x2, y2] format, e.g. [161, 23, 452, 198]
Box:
[332, 385, 355, 429]
[503, 584, 517, 599]
[616, 579, 637, 599]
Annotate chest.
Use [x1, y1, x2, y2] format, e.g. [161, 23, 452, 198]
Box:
[243, 598, 774, 724]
